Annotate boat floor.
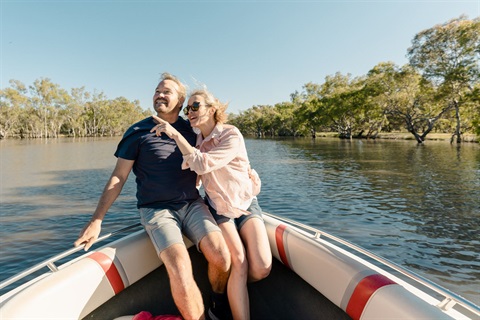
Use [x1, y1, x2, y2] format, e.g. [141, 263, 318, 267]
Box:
[84, 247, 350, 320]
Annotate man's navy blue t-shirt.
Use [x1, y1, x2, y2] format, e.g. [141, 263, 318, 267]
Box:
[115, 116, 199, 209]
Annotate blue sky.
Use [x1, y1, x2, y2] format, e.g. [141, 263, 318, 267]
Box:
[1, 0, 479, 114]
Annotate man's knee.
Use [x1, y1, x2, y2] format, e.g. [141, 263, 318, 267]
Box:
[200, 231, 231, 271]
[160, 245, 204, 319]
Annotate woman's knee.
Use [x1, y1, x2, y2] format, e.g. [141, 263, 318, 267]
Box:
[249, 260, 272, 281]
[231, 250, 248, 274]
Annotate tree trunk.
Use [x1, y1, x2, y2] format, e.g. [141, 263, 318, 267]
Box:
[404, 116, 424, 144]
[452, 100, 461, 144]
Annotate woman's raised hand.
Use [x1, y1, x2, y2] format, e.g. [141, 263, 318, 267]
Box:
[150, 115, 178, 138]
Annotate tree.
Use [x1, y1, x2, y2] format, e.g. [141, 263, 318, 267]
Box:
[1, 78, 150, 139]
[314, 73, 367, 139]
[408, 16, 480, 143]
[274, 101, 304, 137]
[365, 62, 450, 143]
[64, 87, 91, 137]
[466, 83, 480, 140]
[28, 78, 69, 138]
[0, 80, 29, 138]
[295, 83, 324, 138]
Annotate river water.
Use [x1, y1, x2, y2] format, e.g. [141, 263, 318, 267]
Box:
[0, 137, 479, 304]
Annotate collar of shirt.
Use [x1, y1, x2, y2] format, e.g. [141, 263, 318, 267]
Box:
[196, 123, 223, 147]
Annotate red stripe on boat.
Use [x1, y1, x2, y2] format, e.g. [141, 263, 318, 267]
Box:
[346, 273, 396, 320]
[88, 252, 125, 294]
[275, 224, 290, 268]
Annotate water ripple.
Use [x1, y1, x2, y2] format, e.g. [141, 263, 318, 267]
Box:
[1, 137, 479, 304]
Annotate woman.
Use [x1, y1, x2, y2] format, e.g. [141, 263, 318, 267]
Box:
[151, 89, 272, 320]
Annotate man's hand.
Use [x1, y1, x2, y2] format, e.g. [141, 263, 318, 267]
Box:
[74, 219, 102, 251]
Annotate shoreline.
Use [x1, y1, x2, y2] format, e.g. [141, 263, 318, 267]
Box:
[1, 132, 478, 143]
[315, 132, 479, 143]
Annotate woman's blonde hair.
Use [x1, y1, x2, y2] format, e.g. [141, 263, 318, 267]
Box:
[189, 89, 228, 124]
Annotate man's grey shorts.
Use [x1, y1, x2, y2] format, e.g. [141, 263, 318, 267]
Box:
[139, 197, 220, 256]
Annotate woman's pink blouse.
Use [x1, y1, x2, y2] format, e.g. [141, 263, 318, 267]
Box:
[182, 123, 257, 218]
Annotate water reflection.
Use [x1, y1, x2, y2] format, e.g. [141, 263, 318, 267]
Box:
[247, 138, 480, 303]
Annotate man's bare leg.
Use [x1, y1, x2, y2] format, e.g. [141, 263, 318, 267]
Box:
[199, 230, 231, 293]
[160, 243, 205, 320]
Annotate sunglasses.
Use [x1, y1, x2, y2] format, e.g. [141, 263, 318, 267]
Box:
[183, 101, 203, 115]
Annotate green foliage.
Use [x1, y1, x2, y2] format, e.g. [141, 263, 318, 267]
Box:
[0, 79, 149, 139]
[407, 15, 480, 142]
[466, 83, 480, 140]
[2, 16, 478, 143]
[229, 16, 479, 143]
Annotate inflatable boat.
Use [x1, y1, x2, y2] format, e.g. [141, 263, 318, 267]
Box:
[1, 212, 479, 319]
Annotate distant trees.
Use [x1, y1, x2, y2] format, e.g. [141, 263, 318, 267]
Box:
[2, 16, 478, 143]
[0, 78, 150, 139]
[365, 63, 438, 144]
[229, 16, 479, 143]
[408, 15, 480, 143]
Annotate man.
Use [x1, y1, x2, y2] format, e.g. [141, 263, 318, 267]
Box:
[74, 73, 231, 320]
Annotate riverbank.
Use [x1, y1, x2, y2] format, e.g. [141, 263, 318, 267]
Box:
[1, 132, 478, 143]
[315, 132, 479, 143]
